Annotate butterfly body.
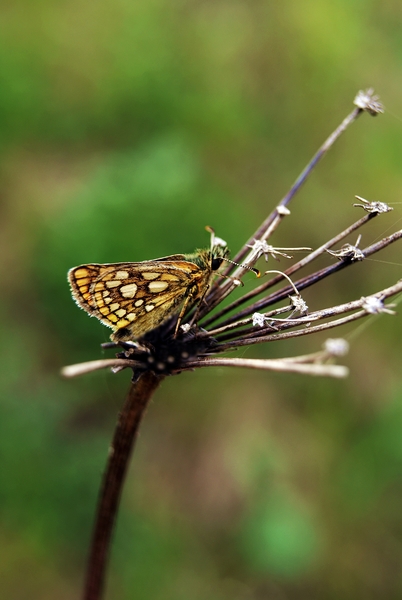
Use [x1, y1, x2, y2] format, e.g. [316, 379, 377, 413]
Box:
[68, 245, 229, 341]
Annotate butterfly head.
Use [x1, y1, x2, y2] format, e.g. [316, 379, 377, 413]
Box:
[210, 242, 230, 271]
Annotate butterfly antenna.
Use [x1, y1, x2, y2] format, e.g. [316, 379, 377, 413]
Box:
[205, 225, 260, 278]
[222, 257, 260, 278]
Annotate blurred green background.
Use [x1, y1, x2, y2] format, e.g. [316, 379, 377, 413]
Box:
[1, 1, 402, 598]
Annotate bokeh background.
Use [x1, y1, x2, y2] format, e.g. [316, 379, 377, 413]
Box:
[2, 1, 402, 598]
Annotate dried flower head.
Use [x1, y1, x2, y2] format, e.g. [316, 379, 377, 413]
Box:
[63, 90, 401, 384]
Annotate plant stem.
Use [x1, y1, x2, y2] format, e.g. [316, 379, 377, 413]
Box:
[83, 371, 164, 600]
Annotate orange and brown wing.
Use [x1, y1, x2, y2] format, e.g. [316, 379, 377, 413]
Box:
[68, 260, 206, 339]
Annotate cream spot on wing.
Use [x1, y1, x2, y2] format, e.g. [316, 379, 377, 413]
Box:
[117, 318, 130, 327]
[160, 274, 180, 281]
[104, 296, 112, 304]
[120, 283, 138, 298]
[148, 280, 169, 293]
[116, 308, 127, 318]
[116, 270, 129, 279]
[102, 290, 110, 297]
[75, 268, 89, 278]
[134, 299, 144, 307]
[127, 313, 136, 321]
[109, 303, 120, 311]
[142, 272, 160, 280]
[145, 304, 155, 312]
[106, 280, 121, 288]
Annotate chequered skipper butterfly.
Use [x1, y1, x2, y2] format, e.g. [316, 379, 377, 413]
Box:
[68, 229, 230, 342]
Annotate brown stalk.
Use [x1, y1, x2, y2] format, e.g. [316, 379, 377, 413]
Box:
[83, 371, 164, 600]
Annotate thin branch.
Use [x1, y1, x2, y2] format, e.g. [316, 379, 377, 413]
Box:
[62, 358, 144, 378]
[203, 102, 367, 313]
[210, 275, 401, 343]
[214, 285, 400, 350]
[201, 212, 375, 328]
[184, 356, 349, 378]
[207, 229, 402, 329]
[83, 371, 163, 600]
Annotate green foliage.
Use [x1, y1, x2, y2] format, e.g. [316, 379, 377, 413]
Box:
[1, 0, 402, 598]
[240, 495, 320, 577]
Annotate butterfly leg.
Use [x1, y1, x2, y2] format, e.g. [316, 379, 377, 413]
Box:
[188, 284, 211, 330]
[173, 285, 201, 338]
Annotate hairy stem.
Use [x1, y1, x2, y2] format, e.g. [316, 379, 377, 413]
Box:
[83, 371, 164, 600]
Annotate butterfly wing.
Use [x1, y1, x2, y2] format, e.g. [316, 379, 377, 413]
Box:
[68, 259, 207, 340]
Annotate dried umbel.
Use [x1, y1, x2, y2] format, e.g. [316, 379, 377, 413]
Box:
[64, 89, 400, 382]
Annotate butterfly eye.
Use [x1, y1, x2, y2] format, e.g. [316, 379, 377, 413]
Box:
[211, 257, 224, 271]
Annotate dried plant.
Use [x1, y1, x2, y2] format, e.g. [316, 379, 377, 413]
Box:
[62, 89, 402, 600]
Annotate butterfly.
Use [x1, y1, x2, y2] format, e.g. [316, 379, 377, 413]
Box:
[68, 232, 230, 342]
